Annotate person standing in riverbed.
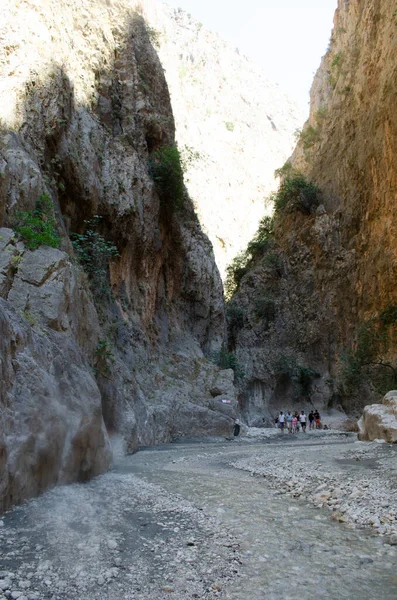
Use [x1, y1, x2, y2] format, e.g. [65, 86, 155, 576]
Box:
[291, 413, 298, 433]
[286, 410, 293, 433]
[299, 410, 307, 433]
[278, 411, 285, 432]
[309, 410, 315, 430]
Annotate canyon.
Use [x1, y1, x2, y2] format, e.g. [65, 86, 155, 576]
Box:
[229, 0, 397, 426]
[0, 0, 397, 519]
[0, 0, 300, 511]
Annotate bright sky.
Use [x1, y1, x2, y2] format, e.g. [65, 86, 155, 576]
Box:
[163, 0, 338, 113]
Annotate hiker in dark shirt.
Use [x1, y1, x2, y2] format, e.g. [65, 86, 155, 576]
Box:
[314, 410, 322, 429]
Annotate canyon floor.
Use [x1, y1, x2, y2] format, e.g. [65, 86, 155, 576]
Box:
[1, 432, 397, 600]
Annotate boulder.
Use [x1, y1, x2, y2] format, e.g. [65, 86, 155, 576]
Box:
[358, 391, 397, 443]
[0, 299, 112, 513]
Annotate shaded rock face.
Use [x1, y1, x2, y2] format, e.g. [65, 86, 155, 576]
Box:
[358, 391, 397, 443]
[230, 0, 397, 422]
[0, 297, 112, 513]
[0, 0, 236, 511]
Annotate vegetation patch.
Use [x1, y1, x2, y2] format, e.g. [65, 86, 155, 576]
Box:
[262, 252, 283, 276]
[225, 216, 274, 299]
[273, 174, 320, 215]
[226, 304, 245, 331]
[15, 193, 60, 250]
[72, 216, 119, 295]
[148, 145, 184, 209]
[254, 295, 276, 323]
[274, 354, 317, 396]
[299, 125, 320, 150]
[339, 308, 397, 396]
[209, 349, 244, 380]
[95, 338, 115, 378]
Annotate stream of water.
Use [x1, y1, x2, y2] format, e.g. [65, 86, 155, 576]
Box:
[1, 436, 396, 600]
[126, 440, 397, 600]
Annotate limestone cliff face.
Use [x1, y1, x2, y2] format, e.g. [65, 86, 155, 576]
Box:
[139, 4, 303, 279]
[0, 0, 237, 512]
[231, 0, 397, 423]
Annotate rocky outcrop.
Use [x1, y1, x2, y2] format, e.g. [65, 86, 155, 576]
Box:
[140, 4, 303, 278]
[229, 0, 397, 422]
[358, 391, 397, 443]
[0, 0, 238, 511]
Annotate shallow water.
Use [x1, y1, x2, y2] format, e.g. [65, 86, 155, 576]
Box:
[1, 437, 396, 600]
[127, 441, 397, 600]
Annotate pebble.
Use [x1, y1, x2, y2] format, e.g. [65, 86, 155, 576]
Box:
[389, 535, 397, 546]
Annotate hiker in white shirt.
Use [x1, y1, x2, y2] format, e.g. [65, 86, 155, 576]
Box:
[278, 411, 285, 432]
[299, 411, 307, 433]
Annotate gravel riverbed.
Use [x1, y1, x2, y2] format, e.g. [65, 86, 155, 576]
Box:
[1, 431, 396, 600]
[231, 429, 397, 541]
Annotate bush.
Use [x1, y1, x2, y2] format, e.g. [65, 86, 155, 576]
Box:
[339, 314, 397, 395]
[273, 174, 320, 215]
[224, 217, 275, 300]
[273, 354, 316, 396]
[274, 161, 296, 179]
[297, 365, 316, 396]
[262, 252, 283, 276]
[225, 121, 235, 132]
[254, 296, 276, 322]
[299, 125, 320, 149]
[72, 216, 119, 295]
[224, 252, 250, 300]
[226, 304, 245, 330]
[95, 338, 114, 377]
[15, 193, 60, 250]
[209, 349, 244, 380]
[379, 305, 397, 326]
[148, 145, 184, 209]
[246, 216, 274, 257]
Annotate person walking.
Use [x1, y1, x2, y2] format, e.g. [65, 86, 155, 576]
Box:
[291, 413, 298, 433]
[278, 411, 285, 432]
[308, 410, 315, 430]
[294, 411, 300, 432]
[286, 410, 293, 434]
[314, 410, 322, 429]
[299, 410, 307, 433]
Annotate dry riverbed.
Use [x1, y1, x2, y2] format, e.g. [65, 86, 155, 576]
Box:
[1, 430, 397, 600]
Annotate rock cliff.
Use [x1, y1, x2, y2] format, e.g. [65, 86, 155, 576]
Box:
[230, 0, 397, 424]
[140, 3, 303, 279]
[0, 0, 238, 512]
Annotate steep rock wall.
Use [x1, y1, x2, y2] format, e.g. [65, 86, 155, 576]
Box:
[231, 0, 397, 423]
[0, 0, 237, 511]
[140, 4, 303, 278]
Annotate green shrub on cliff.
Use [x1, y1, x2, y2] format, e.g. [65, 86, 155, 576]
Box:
[148, 145, 184, 209]
[274, 174, 320, 215]
[72, 216, 119, 294]
[274, 354, 316, 396]
[339, 310, 397, 396]
[254, 295, 276, 322]
[225, 216, 275, 299]
[15, 193, 60, 250]
[209, 348, 245, 380]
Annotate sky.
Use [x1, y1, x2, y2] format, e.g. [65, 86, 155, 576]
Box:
[163, 0, 338, 113]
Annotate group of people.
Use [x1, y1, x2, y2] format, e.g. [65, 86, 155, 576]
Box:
[275, 410, 322, 433]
